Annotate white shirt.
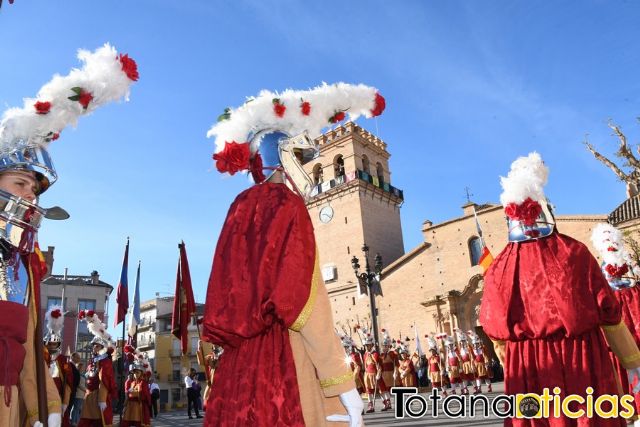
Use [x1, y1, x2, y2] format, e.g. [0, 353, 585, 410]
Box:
[149, 382, 160, 393]
[184, 375, 194, 389]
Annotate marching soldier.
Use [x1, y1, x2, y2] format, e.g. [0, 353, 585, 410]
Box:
[77, 311, 117, 427]
[445, 335, 463, 395]
[378, 330, 398, 412]
[44, 307, 74, 426]
[427, 336, 445, 395]
[455, 329, 474, 395]
[121, 359, 151, 427]
[398, 346, 417, 387]
[0, 43, 136, 427]
[469, 332, 491, 393]
[592, 223, 640, 420]
[363, 333, 381, 413]
[201, 83, 384, 426]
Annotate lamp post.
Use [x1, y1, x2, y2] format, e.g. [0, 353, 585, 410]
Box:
[351, 244, 383, 349]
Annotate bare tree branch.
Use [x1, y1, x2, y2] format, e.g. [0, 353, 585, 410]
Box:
[584, 140, 629, 182]
[608, 121, 640, 170]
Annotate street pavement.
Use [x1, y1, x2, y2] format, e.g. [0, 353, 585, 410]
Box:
[132, 382, 506, 426]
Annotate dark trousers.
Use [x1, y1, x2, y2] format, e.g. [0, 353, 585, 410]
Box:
[187, 389, 200, 417]
[150, 396, 159, 418]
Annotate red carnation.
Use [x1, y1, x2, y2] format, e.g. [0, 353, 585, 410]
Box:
[78, 310, 86, 320]
[78, 91, 93, 109]
[329, 111, 346, 124]
[119, 53, 139, 81]
[273, 98, 286, 118]
[143, 363, 149, 368]
[34, 101, 51, 115]
[519, 198, 542, 226]
[68, 87, 93, 110]
[51, 132, 60, 141]
[212, 141, 251, 175]
[301, 101, 311, 116]
[504, 203, 520, 219]
[605, 263, 629, 278]
[87, 310, 95, 317]
[50, 309, 62, 319]
[607, 246, 618, 252]
[370, 93, 385, 117]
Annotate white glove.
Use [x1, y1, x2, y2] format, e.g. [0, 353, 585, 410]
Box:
[98, 401, 107, 412]
[48, 413, 62, 427]
[326, 388, 364, 427]
[627, 367, 640, 393]
[375, 371, 381, 381]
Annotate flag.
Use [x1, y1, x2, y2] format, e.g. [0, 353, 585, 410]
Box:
[473, 206, 494, 273]
[172, 242, 196, 355]
[114, 238, 130, 327]
[128, 261, 141, 339]
[414, 322, 424, 357]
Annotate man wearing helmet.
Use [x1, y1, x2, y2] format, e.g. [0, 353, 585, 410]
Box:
[43, 307, 74, 426]
[0, 44, 137, 427]
[121, 361, 151, 427]
[201, 83, 384, 427]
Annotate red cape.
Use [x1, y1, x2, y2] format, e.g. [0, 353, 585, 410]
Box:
[202, 183, 315, 426]
[480, 232, 624, 426]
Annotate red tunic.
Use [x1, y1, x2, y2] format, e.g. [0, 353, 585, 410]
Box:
[350, 351, 365, 394]
[121, 377, 151, 427]
[480, 232, 624, 427]
[202, 183, 316, 427]
[609, 286, 640, 416]
[78, 355, 116, 427]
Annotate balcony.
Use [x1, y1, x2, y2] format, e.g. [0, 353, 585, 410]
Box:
[137, 318, 156, 331]
[138, 339, 155, 351]
[309, 169, 403, 202]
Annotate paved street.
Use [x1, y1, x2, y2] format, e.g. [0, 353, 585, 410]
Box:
[131, 382, 505, 426]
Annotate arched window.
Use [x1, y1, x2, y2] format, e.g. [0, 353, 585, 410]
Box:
[312, 163, 323, 184]
[362, 155, 370, 174]
[334, 155, 345, 179]
[376, 162, 384, 184]
[468, 237, 483, 266]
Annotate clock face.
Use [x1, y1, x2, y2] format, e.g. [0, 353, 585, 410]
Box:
[319, 206, 334, 223]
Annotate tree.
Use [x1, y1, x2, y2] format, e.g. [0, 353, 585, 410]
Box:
[584, 120, 640, 198]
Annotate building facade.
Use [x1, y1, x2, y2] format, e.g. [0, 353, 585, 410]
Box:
[135, 296, 206, 410]
[40, 264, 113, 361]
[303, 122, 405, 332]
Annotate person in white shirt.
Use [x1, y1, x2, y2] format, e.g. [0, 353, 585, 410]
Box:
[184, 369, 201, 419]
[148, 378, 160, 418]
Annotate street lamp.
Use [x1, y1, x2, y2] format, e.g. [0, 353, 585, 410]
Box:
[351, 244, 383, 349]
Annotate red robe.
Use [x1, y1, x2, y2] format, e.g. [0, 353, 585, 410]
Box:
[44, 351, 74, 427]
[609, 286, 640, 416]
[78, 355, 117, 427]
[121, 377, 151, 427]
[480, 232, 624, 426]
[202, 183, 316, 426]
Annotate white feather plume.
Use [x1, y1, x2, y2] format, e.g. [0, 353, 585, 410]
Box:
[499, 152, 549, 207]
[0, 43, 138, 155]
[208, 82, 383, 154]
[591, 223, 631, 267]
[45, 305, 64, 335]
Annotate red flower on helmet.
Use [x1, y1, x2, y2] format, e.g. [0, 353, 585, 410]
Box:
[301, 101, 311, 116]
[78, 310, 86, 320]
[329, 111, 346, 124]
[213, 141, 251, 175]
[51, 132, 60, 141]
[86, 310, 95, 317]
[607, 246, 618, 252]
[370, 93, 385, 117]
[504, 197, 542, 226]
[119, 54, 139, 82]
[34, 101, 51, 115]
[273, 98, 286, 118]
[68, 87, 93, 110]
[50, 309, 62, 319]
[519, 198, 542, 226]
[605, 263, 629, 278]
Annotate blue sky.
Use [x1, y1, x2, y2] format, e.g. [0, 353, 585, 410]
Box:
[1, 1, 639, 335]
